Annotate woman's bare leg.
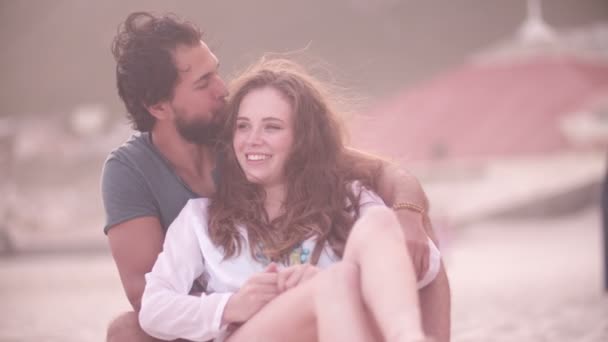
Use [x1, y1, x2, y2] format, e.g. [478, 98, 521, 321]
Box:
[315, 261, 382, 342]
[343, 206, 425, 341]
[227, 206, 425, 342]
[226, 262, 383, 342]
[225, 273, 319, 342]
[227, 262, 382, 342]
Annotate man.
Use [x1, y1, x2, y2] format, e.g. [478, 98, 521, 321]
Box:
[103, 11, 450, 342]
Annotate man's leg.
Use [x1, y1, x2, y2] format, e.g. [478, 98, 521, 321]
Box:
[107, 311, 162, 342]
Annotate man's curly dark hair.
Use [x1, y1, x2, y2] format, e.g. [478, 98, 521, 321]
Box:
[111, 12, 202, 132]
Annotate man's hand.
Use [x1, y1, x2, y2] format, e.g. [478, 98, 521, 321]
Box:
[222, 263, 280, 324]
[277, 263, 320, 292]
[370, 158, 435, 282]
[395, 210, 430, 281]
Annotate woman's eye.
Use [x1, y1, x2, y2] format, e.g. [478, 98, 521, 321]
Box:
[236, 123, 249, 130]
[266, 125, 281, 131]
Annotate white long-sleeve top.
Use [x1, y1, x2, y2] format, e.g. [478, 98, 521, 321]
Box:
[139, 185, 440, 341]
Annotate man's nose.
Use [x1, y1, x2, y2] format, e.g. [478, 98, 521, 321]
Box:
[213, 75, 229, 100]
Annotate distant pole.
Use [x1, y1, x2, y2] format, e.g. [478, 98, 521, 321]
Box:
[519, 0, 555, 43]
[603, 156, 608, 291]
[0, 118, 16, 256]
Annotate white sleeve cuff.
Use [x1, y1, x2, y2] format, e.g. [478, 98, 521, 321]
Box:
[416, 237, 441, 289]
[213, 292, 234, 332]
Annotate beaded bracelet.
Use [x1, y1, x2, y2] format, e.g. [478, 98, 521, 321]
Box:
[391, 201, 425, 214]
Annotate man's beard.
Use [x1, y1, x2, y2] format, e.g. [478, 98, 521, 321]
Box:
[174, 112, 222, 146]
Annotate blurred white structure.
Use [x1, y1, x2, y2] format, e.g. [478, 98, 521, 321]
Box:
[475, 0, 608, 64]
[0, 107, 132, 254]
[349, 0, 608, 230]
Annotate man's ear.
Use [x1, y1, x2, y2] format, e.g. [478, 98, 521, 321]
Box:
[146, 101, 171, 121]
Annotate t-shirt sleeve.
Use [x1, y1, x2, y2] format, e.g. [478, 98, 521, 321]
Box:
[101, 157, 159, 234]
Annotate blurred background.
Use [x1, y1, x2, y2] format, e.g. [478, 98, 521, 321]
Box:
[1, 0, 607, 341]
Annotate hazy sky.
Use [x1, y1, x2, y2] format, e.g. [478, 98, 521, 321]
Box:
[1, 0, 607, 117]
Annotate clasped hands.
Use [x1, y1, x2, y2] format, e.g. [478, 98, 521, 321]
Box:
[222, 262, 319, 324]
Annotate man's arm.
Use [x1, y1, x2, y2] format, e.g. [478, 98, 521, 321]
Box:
[345, 149, 450, 340]
[376, 162, 451, 341]
[376, 162, 435, 234]
[419, 262, 451, 342]
[107, 217, 164, 311]
[101, 156, 166, 311]
[345, 149, 434, 275]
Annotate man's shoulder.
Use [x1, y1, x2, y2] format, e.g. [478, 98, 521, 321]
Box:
[102, 132, 169, 175]
[101, 131, 170, 186]
[105, 132, 154, 164]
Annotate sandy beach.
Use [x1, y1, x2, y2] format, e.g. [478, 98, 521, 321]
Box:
[0, 206, 606, 341]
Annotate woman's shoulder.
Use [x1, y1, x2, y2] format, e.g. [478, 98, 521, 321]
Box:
[185, 197, 211, 207]
[178, 198, 212, 222]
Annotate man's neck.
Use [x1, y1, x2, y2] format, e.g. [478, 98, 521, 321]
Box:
[150, 124, 216, 196]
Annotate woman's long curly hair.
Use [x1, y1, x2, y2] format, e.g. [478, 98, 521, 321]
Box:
[208, 58, 382, 264]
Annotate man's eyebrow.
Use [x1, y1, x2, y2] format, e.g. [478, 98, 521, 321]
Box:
[194, 62, 220, 85]
[177, 64, 192, 73]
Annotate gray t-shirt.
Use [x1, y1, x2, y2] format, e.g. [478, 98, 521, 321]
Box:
[101, 132, 200, 234]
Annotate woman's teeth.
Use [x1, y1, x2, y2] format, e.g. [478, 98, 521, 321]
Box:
[246, 154, 271, 161]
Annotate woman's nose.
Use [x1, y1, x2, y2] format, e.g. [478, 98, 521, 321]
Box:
[246, 128, 263, 145]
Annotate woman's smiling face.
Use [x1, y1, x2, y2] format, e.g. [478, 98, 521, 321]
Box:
[233, 86, 294, 188]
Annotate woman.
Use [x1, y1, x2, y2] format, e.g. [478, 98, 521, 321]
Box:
[139, 58, 434, 342]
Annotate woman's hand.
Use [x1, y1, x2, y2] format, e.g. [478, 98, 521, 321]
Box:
[222, 263, 280, 324]
[277, 263, 320, 292]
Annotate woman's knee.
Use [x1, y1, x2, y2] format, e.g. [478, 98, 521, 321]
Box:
[107, 311, 158, 342]
[345, 206, 405, 259]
